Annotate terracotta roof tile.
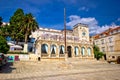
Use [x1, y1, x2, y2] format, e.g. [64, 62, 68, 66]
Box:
[93, 26, 120, 39]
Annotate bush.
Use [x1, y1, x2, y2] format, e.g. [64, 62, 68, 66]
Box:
[93, 45, 104, 60]
[0, 36, 9, 54]
[95, 52, 104, 60]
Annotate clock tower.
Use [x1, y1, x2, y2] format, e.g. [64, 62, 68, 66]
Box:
[73, 23, 89, 41]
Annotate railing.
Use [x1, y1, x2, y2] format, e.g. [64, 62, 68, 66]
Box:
[59, 54, 65, 57]
[51, 54, 56, 57]
[41, 53, 48, 57]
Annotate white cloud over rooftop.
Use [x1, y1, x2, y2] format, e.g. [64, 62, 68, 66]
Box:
[66, 15, 118, 35]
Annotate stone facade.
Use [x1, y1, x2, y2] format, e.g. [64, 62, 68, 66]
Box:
[93, 26, 120, 61]
[31, 23, 94, 60]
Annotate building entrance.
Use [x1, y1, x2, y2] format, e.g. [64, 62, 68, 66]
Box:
[67, 46, 72, 57]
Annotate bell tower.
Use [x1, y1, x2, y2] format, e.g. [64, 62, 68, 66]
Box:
[73, 23, 89, 41]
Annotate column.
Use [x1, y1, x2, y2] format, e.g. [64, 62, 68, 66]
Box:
[91, 47, 94, 58]
[85, 46, 88, 58]
[72, 46, 75, 58]
[48, 44, 51, 58]
[78, 46, 81, 58]
[56, 45, 59, 58]
[36, 43, 41, 57]
[38, 43, 41, 57]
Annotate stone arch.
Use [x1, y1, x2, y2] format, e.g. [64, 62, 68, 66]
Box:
[81, 47, 85, 56]
[59, 45, 64, 54]
[51, 44, 57, 54]
[87, 47, 92, 56]
[74, 46, 79, 56]
[41, 44, 48, 54]
[67, 46, 72, 57]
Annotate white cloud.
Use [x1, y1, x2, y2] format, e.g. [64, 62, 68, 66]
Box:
[66, 15, 118, 35]
[78, 6, 89, 11]
[117, 18, 120, 21]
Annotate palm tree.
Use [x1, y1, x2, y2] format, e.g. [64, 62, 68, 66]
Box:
[22, 13, 38, 52]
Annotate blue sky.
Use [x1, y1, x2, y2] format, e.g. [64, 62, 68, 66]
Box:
[0, 0, 120, 35]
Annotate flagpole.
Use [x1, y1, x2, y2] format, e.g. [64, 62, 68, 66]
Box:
[64, 8, 67, 61]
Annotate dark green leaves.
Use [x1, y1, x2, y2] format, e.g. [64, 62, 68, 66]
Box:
[0, 36, 9, 54]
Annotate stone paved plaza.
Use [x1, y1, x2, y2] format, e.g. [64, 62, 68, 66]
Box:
[0, 59, 120, 80]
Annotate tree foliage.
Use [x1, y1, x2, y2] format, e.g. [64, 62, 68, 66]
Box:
[23, 13, 38, 43]
[0, 36, 9, 54]
[0, 17, 11, 39]
[93, 45, 104, 60]
[9, 8, 25, 44]
[0, 8, 39, 53]
[0, 17, 2, 26]
[0, 25, 11, 38]
[9, 8, 38, 44]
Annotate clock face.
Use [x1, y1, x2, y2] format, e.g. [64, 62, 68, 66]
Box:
[82, 32, 86, 36]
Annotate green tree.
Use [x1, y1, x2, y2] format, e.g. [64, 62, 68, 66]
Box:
[9, 8, 25, 44]
[23, 13, 38, 43]
[9, 9, 38, 52]
[22, 13, 38, 52]
[0, 36, 9, 54]
[93, 45, 104, 60]
[0, 25, 11, 38]
[0, 17, 2, 26]
[0, 17, 11, 38]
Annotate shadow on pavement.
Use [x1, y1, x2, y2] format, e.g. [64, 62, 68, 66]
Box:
[0, 62, 16, 73]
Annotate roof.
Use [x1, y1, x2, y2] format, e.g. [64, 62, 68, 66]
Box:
[93, 26, 120, 39]
[73, 23, 88, 29]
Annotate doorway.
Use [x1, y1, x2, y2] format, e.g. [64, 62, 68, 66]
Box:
[67, 46, 72, 57]
[103, 54, 107, 60]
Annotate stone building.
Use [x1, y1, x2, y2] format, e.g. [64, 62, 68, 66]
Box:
[30, 23, 94, 60]
[93, 26, 120, 61]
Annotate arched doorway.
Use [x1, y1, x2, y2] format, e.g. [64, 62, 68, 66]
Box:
[59, 45, 65, 57]
[87, 47, 91, 56]
[103, 54, 107, 60]
[41, 44, 48, 54]
[81, 47, 85, 56]
[59, 45, 64, 54]
[74, 46, 79, 56]
[51, 44, 57, 57]
[51, 45, 56, 54]
[67, 46, 72, 57]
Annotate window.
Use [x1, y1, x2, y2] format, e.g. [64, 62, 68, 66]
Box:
[118, 30, 120, 32]
[100, 34, 104, 38]
[87, 48, 91, 56]
[82, 32, 86, 36]
[109, 46, 113, 52]
[96, 41, 98, 45]
[112, 56, 115, 58]
[109, 37, 112, 43]
[74, 47, 79, 56]
[102, 47, 105, 52]
[101, 39, 104, 44]
[81, 47, 85, 55]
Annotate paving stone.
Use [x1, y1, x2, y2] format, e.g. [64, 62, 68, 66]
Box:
[0, 60, 120, 80]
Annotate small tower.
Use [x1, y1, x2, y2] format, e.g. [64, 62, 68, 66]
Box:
[73, 23, 89, 41]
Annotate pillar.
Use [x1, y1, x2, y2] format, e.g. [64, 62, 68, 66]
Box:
[38, 43, 41, 57]
[48, 44, 51, 57]
[72, 46, 75, 58]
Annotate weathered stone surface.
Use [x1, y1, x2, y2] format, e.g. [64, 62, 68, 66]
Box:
[0, 60, 120, 80]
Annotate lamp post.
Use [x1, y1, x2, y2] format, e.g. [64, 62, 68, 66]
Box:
[64, 8, 67, 61]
